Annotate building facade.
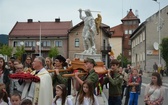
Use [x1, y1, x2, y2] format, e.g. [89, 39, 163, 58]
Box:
[130, 5, 168, 71]
[110, 9, 140, 62]
[9, 18, 72, 59]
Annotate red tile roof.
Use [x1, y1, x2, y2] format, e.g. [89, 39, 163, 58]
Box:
[9, 20, 73, 37]
[110, 24, 123, 37]
[121, 9, 140, 22]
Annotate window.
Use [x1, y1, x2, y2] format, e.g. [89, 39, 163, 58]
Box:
[42, 41, 50, 47]
[140, 34, 142, 43]
[128, 21, 132, 25]
[25, 41, 35, 47]
[137, 54, 139, 62]
[129, 30, 132, 34]
[133, 21, 137, 25]
[124, 21, 128, 25]
[75, 38, 79, 47]
[131, 42, 133, 48]
[129, 50, 131, 56]
[143, 52, 145, 61]
[132, 40, 134, 48]
[124, 30, 128, 34]
[13, 41, 20, 47]
[142, 31, 145, 41]
[55, 40, 62, 47]
[128, 40, 131, 45]
[137, 36, 139, 45]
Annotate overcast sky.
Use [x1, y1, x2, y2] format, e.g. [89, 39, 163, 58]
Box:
[0, 0, 168, 34]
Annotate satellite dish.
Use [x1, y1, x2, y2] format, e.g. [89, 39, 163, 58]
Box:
[153, 42, 159, 50]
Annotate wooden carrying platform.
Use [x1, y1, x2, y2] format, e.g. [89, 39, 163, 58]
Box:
[70, 58, 107, 74]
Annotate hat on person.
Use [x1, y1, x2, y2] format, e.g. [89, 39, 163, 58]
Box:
[10, 57, 16, 60]
[84, 58, 97, 66]
[55, 55, 66, 63]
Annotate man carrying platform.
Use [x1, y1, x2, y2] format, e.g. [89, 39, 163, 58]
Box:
[74, 58, 99, 91]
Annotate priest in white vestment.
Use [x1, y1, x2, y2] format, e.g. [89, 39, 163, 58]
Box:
[21, 56, 53, 105]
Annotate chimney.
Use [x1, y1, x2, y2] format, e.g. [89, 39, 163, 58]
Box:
[55, 18, 60, 22]
[27, 19, 33, 23]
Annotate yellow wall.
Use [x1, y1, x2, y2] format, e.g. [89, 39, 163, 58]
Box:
[109, 37, 122, 58]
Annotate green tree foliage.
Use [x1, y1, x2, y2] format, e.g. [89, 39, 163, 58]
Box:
[117, 53, 131, 68]
[0, 43, 3, 47]
[160, 37, 168, 71]
[48, 46, 59, 58]
[15, 46, 26, 59]
[0, 45, 13, 57]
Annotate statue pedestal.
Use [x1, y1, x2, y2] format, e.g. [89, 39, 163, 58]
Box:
[74, 53, 102, 62]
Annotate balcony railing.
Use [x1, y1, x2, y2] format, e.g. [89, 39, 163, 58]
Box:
[41, 46, 51, 51]
[25, 46, 33, 51]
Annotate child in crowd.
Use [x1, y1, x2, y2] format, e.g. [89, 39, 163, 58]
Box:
[0, 83, 10, 105]
[128, 69, 141, 105]
[0, 87, 8, 105]
[10, 92, 21, 105]
[52, 84, 73, 105]
[21, 99, 32, 105]
[144, 72, 165, 105]
[10, 64, 24, 95]
[75, 80, 99, 105]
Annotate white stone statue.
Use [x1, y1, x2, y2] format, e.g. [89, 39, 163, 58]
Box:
[79, 9, 97, 54]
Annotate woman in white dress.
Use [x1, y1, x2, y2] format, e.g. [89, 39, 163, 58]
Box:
[52, 84, 73, 105]
[75, 80, 99, 105]
[144, 72, 165, 105]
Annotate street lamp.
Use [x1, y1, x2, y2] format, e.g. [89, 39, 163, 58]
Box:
[20, 41, 24, 46]
[153, 0, 161, 64]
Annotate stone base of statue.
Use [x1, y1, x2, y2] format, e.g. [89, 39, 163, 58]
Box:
[74, 53, 102, 62]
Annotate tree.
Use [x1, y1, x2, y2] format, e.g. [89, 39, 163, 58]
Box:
[0, 45, 13, 57]
[160, 37, 168, 75]
[48, 46, 59, 58]
[14, 46, 26, 60]
[117, 53, 131, 68]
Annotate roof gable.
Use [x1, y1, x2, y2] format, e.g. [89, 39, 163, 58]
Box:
[110, 24, 123, 37]
[121, 9, 140, 23]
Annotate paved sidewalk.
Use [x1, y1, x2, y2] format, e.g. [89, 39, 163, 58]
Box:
[143, 72, 168, 83]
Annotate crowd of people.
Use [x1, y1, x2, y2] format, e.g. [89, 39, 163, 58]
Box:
[0, 55, 166, 105]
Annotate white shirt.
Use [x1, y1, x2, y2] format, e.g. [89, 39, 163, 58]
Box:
[148, 87, 161, 101]
[52, 96, 73, 105]
[145, 84, 165, 102]
[76, 95, 99, 105]
[0, 100, 8, 105]
[0, 73, 4, 83]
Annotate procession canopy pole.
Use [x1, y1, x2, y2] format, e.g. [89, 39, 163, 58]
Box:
[62, 72, 88, 78]
[47, 66, 73, 73]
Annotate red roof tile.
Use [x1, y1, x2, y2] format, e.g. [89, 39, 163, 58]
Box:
[9, 20, 73, 37]
[121, 9, 140, 22]
[110, 24, 123, 37]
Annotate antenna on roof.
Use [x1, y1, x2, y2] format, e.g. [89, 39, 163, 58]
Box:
[135, 10, 139, 18]
[122, 0, 123, 18]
